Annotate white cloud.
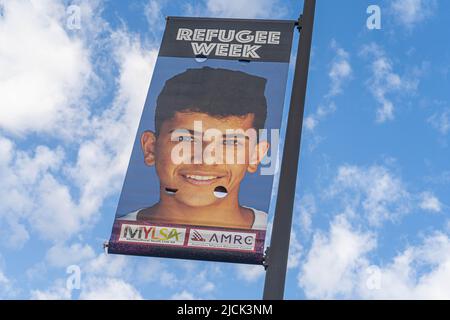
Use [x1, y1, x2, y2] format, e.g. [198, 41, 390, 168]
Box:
[235, 264, 265, 283]
[0, 265, 17, 299]
[84, 254, 131, 278]
[0, 1, 158, 246]
[0, 139, 68, 247]
[328, 40, 352, 97]
[390, 0, 437, 29]
[46, 243, 96, 268]
[160, 263, 218, 297]
[145, 0, 165, 38]
[77, 254, 216, 299]
[428, 108, 450, 135]
[205, 0, 287, 19]
[31, 251, 147, 300]
[134, 259, 179, 288]
[360, 43, 419, 123]
[304, 116, 318, 131]
[288, 230, 302, 269]
[31, 281, 72, 300]
[0, 270, 10, 287]
[79, 277, 143, 300]
[200, 281, 215, 294]
[305, 41, 351, 132]
[298, 215, 376, 299]
[305, 102, 336, 132]
[171, 290, 195, 300]
[31, 274, 144, 300]
[299, 214, 450, 299]
[328, 164, 411, 227]
[64, 31, 157, 229]
[298, 163, 450, 299]
[360, 232, 450, 299]
[0, 0, 92, 136]
[296, 193, 316, 236]
[419, 192, 442, 213]
[26, 262, 48, 283]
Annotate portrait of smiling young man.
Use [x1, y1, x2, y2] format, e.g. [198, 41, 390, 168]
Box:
[118, 66, 270, 230]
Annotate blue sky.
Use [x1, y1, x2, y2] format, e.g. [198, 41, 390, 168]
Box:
[0, 0, 449, 299]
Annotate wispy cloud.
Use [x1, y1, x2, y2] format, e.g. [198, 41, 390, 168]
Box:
[360, 43, 419, 123]
[79, 277, 144, 300]
[295, 193, 316, 237]
[144, 0, 166, 40]
[419, 192, 442, 213]
[305, 40, 351, 132]
[428, 108, 450, 136]
[235, 264, 265, 283]
[204, 0, 288, 19]
[390, 0, 437, 29]
[171, 290, 196, 300]
[327, 164, 411, 227]
[182, 0, 288, 19]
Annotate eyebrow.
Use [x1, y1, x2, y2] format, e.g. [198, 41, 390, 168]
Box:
[223, 133, 249, 140]
[170, 129, 249, 140]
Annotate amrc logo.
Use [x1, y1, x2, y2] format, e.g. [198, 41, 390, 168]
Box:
[188, 229, 256, 251]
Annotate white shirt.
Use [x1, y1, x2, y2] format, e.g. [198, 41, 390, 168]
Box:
[118, 206, 267, 230]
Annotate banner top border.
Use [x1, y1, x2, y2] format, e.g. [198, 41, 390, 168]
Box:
[166, 15, 298, 25]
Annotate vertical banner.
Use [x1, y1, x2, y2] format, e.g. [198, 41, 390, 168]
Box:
[107, 17, 295, 265]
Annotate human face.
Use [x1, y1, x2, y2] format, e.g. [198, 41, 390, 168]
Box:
[141, 111, 269, 207]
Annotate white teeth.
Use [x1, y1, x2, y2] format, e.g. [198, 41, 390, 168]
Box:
[185, 175, 218, 181]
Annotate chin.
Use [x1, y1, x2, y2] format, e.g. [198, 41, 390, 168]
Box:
[176, 195, 218, 208]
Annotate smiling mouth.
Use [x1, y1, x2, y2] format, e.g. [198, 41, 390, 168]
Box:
[181, 174, 225, 185]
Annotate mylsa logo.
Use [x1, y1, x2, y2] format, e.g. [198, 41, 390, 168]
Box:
[119, 224, 186, 246]
[188, 229, 256, 251]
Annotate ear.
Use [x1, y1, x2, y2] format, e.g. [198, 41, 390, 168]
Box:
[141, 131, 157, 166]
[247, 140, 270, 173]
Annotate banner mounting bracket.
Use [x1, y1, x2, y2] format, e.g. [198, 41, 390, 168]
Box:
[103, 241, 109, 255]
[262, 247, 270, 270]
[295, 14, 303, 31]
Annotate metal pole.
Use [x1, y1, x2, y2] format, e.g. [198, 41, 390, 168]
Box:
[263, 0, 316, 300]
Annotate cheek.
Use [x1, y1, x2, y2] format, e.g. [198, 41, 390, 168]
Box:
[224, 145, 251, 165]
[228, 164, 248, 184]
[155, 143, 178, 177]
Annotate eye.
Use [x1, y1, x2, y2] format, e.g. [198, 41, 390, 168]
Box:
[223, 139, 241, 146]
[178, 136, 194, 142]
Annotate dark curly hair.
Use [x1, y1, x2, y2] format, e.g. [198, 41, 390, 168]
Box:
[154, 67, 268, 135]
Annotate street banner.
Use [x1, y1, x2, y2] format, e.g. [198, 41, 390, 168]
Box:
[107, 16, 295, 264]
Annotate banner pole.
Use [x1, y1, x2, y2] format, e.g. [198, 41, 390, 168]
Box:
[263, 0, 316, 300]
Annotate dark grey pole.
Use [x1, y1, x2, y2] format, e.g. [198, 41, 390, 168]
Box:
[263, 0, 316, 300]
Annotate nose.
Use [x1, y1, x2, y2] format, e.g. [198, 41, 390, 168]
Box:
[201, 139, 224, 165]
[187, 139, 224, 165]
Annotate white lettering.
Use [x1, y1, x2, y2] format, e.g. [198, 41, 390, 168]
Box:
[228, 43, 242, 57]
[236, 30, 254, 43]
[254, 31, 268, 44]
[215, 43, 229, 56]
[267, 31, 281, 44]
[218, 29, 235, 42]
[205, 29, 219, 41]
[192, 28, 206, 41]
[242, 45, 261, 58]
[191, 42, 216, 56]
[176, 28, 192, 41]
